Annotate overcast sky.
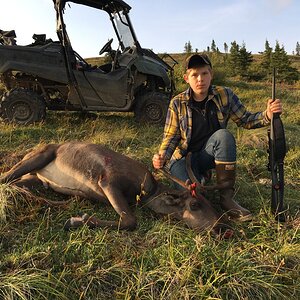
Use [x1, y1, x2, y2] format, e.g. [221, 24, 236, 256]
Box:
[1, 0, 298, 57]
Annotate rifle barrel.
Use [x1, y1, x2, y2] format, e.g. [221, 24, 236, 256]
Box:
[272, 67, 276, 101]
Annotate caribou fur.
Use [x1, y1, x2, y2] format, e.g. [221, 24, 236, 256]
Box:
[0, 142, 222, 232]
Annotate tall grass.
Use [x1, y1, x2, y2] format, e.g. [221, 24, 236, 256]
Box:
[0, 269, 67, 300]
[0, 80, 299, 299]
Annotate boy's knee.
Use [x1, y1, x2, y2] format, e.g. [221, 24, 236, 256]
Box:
[214, 129, 236, 146]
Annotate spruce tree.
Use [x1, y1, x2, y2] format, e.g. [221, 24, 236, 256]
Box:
[272, 41, 290, 79]
[184, 41, 193, 53]
[272, 41, 299, 83]
[261, 40, 273, 76]
[224, 42, 228, 53]
[211, 39, 217, 52]
[228, 41, 240, 76]
[238, 43, 253, 77]
[296, 41, 300, 56]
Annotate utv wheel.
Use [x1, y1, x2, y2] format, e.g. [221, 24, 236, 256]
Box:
[134, 92, 170, 125]
[0, 88, 46, 124]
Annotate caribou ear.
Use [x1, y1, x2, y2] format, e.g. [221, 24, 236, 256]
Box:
[163, 192, 186, 206]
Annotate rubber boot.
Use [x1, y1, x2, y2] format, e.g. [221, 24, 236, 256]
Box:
[215, 163, 252, 221]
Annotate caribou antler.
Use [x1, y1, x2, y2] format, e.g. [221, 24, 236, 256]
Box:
[157, 168, 210, 202]
[185, 152, 220, 192]
[157, 168, 190, 190]
[185, 152, 205, 191]
[157, 152, 225, 194]
[185, 152, 223, 191]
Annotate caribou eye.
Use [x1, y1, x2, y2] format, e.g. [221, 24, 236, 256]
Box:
[189, 200, 202, 211]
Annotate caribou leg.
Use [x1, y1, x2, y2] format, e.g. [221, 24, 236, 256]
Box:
[65, 182, 137, 231]
[0, 144, 58, 184]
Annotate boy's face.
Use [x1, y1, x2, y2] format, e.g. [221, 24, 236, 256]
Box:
[184, 65, 212, 100]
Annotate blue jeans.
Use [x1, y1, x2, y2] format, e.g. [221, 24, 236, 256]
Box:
[169, 129, 236, 189]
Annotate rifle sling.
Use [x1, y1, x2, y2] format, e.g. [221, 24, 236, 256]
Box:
[271, 114, 286, 162]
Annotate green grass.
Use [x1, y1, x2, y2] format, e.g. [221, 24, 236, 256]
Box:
[0, 81, 299, 299]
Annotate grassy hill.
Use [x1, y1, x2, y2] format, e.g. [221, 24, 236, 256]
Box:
[86, 52, 300, 67]
[86, 52, 300, 93]
[0, 56, 299, 299]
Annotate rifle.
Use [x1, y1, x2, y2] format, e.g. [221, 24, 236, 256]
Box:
[267, 68, 287, 222]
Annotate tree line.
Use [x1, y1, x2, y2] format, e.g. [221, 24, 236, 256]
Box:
[184, 40, 299, 83]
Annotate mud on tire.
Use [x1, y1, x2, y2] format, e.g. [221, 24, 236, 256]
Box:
[134, 91, 170, 125]
[0, 88, 46, 124]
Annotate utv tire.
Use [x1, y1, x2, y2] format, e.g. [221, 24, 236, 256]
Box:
[134, 92, 169, 125]
[0, 88, 46, 124]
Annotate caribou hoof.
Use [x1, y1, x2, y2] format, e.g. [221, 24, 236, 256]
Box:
[227, 212, 253, 222]
[64, 213, 90, 230]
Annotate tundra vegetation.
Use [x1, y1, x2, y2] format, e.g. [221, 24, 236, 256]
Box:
[0, 53, 299, 299]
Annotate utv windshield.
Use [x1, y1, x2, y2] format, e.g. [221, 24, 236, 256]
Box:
[111, 11, 136, 49]
[55, 0, 139, 56]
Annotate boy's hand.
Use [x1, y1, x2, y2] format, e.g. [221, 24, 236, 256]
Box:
[267, 98, 283, 120]
[152, 153, 166, 169]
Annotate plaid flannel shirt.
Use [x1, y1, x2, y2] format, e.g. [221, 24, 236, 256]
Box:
[159, 85, 271, 168]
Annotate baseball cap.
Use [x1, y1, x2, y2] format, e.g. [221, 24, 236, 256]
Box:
[185, 54, 212, 70]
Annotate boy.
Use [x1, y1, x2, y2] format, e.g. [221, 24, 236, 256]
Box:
[152, 54, 283, 221]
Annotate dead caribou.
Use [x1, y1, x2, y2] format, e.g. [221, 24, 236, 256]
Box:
[0, 142, 227, 234]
